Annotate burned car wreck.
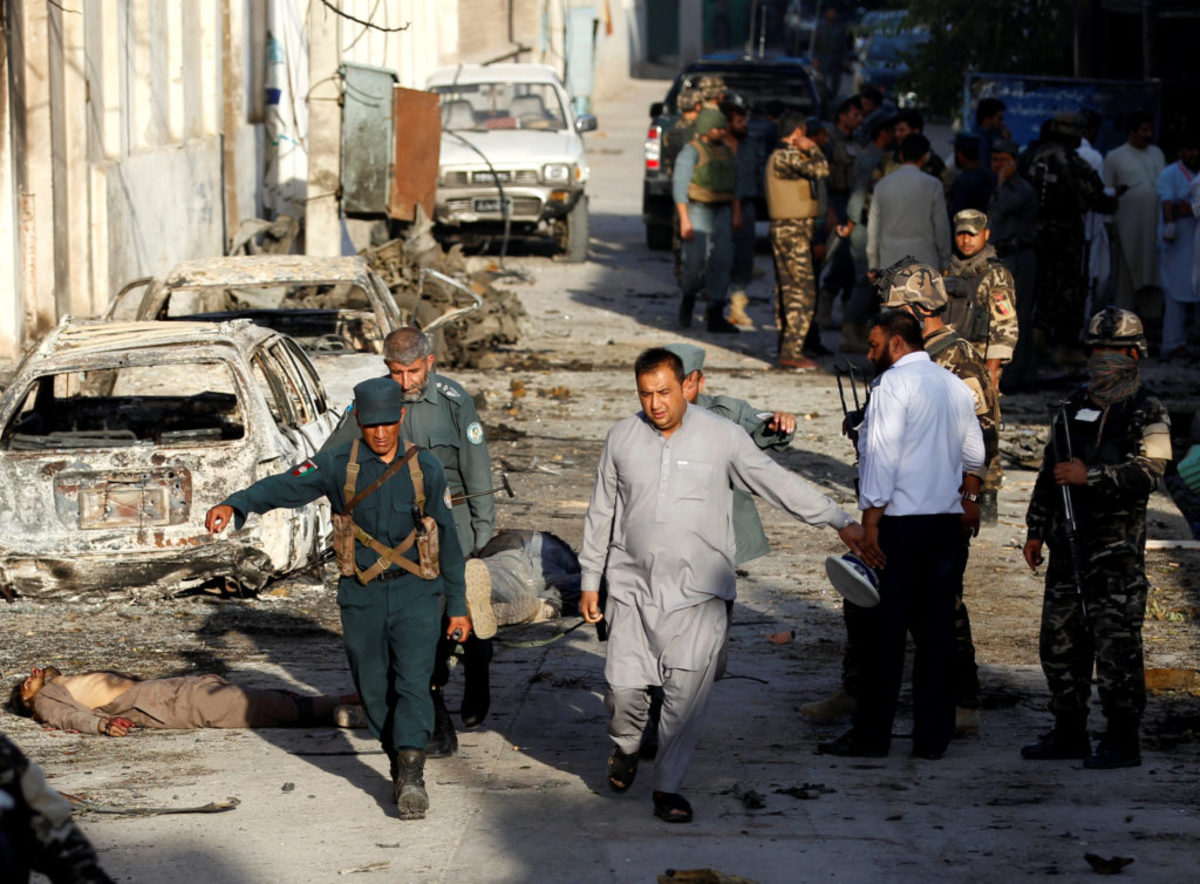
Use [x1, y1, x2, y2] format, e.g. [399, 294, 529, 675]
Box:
[105, 254, 478, 358]
[0, 319, 337, 601]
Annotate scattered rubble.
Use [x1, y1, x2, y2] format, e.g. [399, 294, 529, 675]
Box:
[359, 213, 528, 369]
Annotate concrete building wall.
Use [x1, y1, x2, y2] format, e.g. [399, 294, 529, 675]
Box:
[0, 0, 260, 363]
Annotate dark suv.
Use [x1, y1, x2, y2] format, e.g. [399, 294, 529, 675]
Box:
[642, 53, 822, 250]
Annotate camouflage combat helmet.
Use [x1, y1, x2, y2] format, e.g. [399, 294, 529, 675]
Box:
[877, 257, 949, 314]
[1084, 306, 1148, 357]
[698, 74, 726, 103]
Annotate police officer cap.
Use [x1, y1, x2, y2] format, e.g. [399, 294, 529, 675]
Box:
[991, 137, 1020, 157]
[954, 208, 989, 235]
[805, 116, 826, 135]
[354, 377, 404, 425]
[954, 132, 981, 155]
[695, 108, 729, 136]
[1084, 307, 1148, 357]
[664, 343, 706, 376]
[879, 258, 950, 312]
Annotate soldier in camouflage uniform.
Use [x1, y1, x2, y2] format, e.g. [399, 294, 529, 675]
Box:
[945, 208, 1019, 522]
[766, 113, 829, 370]
[802, 261, 999, 731]
[696, 74, 726, 108]
[1026, 113, 1117, 359]
[0, 731, 112, 882]
[1021, 308, 1171, 769]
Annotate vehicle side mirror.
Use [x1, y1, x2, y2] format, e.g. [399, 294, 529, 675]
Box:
[575, 114, 598, 133]
[650, 101, 664, 117]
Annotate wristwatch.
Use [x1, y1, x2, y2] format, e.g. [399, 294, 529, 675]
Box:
[962, 492, 980, 503]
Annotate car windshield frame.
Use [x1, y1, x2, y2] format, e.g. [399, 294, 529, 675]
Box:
[431, 81, 569, 132]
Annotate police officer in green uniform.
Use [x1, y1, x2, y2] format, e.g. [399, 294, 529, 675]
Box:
[323, 327, 495, 757]
[1022, 308, 1171, 769]
[665, 343, 797, 564]
[207, 377, 469, 820]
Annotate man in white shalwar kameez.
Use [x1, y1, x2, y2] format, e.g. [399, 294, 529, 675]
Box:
[1157, 137, 1200, 356]
[578, 347, 866, 823]
[1077, 114, 1112, 309]
[1103, 112, 1165, 317]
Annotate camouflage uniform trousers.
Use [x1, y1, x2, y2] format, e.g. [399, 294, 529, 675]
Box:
[842, 534, 979, 708]
[1039, 545, 1148, 720]
[0, 732, 112, 882]
[1034, 225, 1087, 347]
[770, 217, 817, 363]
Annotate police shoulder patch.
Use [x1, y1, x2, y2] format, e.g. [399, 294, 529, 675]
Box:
[467, 421, 484, 445]
[292, 459, 318, 477]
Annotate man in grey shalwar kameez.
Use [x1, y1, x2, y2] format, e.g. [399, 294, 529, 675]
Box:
[579, 348, 865, 823]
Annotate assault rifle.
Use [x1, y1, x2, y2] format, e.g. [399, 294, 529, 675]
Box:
[1051, 403, 1089, 624]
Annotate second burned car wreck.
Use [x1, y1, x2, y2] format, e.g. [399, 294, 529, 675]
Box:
[0, 318, 338, 601]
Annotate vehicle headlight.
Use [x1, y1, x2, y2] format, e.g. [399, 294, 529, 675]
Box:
[542, 163, 571, 184]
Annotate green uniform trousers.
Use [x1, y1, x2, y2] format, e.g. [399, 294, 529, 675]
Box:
[337, 577, 443, 751]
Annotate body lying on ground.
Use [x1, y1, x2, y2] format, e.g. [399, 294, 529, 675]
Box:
[9, 666, 358, 736]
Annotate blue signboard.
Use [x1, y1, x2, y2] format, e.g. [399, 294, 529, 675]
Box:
[964, 73, 1161, 154]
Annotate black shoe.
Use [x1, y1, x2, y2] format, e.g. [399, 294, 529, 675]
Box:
[817, 729, 888, 758]
[425, 688, 458, 758]
[706, 315, 741, 334]
[678, 294, 696, 327]
[1020, 727, 1090, 760]
[460, 637, 492, 728]
[802, 342, 832, 358]
[979, 490, 998, 525]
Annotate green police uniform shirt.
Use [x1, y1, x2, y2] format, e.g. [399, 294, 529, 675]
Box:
[695, 391, 796, 564]
[323, 373, 495, 555]
[220, 441, 467, 616]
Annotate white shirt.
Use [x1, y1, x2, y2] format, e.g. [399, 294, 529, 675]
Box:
[857, 351, 986, 515]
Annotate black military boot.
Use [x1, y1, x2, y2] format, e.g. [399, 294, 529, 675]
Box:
[460, 637, 493, 728]
[978, 490, 998, 525]
[1084, 717, 1141, 769]
[1021, 712, 1090, 760]
[425, 687, 458, 758]
[394, 748, 429, 820]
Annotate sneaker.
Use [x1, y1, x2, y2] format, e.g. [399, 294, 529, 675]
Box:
[800, 687, 857, 723]
[464, 559, 497, 640]
[333, 704, 367, 729]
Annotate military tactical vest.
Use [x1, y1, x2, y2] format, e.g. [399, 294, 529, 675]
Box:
[765, 150, 819, 220]
[944, 260, 1001, 344]
[686, 138, 736, 204]
[332, 439, 439, 584]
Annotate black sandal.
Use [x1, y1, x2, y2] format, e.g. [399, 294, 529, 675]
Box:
[607, 747, 639, 793]
[652, 790, 693, 823]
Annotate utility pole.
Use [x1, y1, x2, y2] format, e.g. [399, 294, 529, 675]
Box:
[306, 0, 342, 255]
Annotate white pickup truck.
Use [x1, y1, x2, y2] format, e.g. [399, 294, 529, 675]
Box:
[426, 63, 596, 262]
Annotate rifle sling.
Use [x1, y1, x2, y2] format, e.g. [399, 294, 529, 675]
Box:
[342, 440, 420, 515]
